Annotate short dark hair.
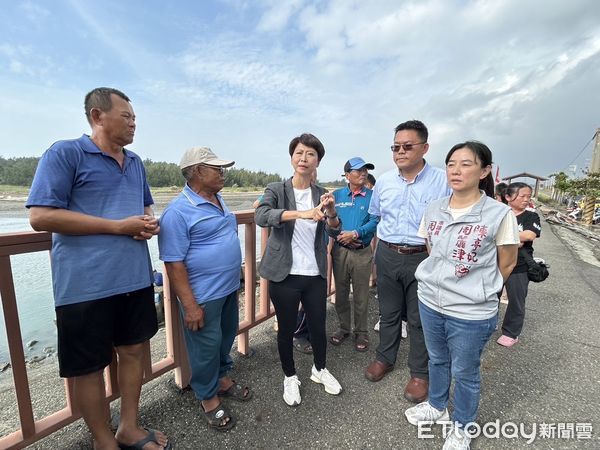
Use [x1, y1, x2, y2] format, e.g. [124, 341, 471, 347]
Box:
[394, 120, 428, 143]
[367, 174, 376, 186]
[445, 141, 495, 198]
[288, 133, 325, 161]
[494, 182, 508, 197]
[84, 87, 131, 125]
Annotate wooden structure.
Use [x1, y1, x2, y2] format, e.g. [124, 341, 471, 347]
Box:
[502, 172, 548, 198]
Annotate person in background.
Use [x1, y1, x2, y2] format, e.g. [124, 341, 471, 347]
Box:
[494, 182, 510, 305]
[365, 120, 450, 405]
[26, 87, 170, 450]
[365, 173, 376, 190]
[497, 182, 541, 347]
[494, 182, 507, 202]
[329, 157, 379, 352]
[153, 269, 163, 287]
[159, 147, 252, 432]
[405, 141, 519, 450]
[255, 133, 343, 407]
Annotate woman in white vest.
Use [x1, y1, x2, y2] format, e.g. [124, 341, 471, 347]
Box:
[404, 141, 520, 450]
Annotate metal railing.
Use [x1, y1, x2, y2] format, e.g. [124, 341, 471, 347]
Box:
[0, 210, 278, 450]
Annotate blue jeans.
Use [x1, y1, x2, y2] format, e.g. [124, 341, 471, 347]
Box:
[418, 302, 496, 426]
[180, 291, 239, 401]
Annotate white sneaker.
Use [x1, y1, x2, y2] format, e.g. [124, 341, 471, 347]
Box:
[310, 365, 342, 395]
[283, 375, 301, 406]
[443, 424, 471, 450]
[405, 401, 450, 426]
[401, 320, 408, 338]
[374, 320, 380, 332]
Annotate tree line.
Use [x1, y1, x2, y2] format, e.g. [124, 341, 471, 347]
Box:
[0, 156, 283, 188]
[552, 171, 600, 198]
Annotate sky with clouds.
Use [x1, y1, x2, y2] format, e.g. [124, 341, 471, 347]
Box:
[1, 0, 599, 182]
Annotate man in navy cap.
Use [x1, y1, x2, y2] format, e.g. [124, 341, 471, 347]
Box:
[329, 157, 379, 352]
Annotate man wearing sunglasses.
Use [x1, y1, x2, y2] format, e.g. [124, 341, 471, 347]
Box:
[365, 120, 451, 405]
[159, 147, 252, 432]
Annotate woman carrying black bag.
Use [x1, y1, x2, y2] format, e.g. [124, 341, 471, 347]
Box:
[497, 182, 541, 347]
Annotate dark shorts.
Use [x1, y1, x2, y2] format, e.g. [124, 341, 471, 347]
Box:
[55, 285, 158, 378]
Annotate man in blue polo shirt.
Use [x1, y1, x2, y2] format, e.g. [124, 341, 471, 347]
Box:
[26, 88, 170, 449]
[329, 157, 379, 353]
[159, 147, 251, 432]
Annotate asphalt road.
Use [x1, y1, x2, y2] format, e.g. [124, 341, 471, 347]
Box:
[26, 214, 600, 449]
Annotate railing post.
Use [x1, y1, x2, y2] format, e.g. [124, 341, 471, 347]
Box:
[164, 265, 191, 389]
[258, 227, 271, 318]
[0, 255, 36, 440]
[237, 222, 257, 355]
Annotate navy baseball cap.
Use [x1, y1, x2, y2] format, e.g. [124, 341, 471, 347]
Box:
[343, 157, 375, 174]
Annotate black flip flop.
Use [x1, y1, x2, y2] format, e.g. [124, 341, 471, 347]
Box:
[118, 428, 172, 449]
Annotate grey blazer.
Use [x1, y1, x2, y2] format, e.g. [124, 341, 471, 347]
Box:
[255, 179, 340, 282]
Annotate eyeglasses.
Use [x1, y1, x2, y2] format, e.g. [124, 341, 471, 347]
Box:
[390, 142, 426, 153]
[198, 164, 225, 175]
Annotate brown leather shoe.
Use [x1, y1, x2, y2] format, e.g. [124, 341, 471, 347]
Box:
[403, 377, 428, 403]
[365, 360, 393, 382]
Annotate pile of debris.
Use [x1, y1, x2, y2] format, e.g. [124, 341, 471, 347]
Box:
[539, 206, 600, 259]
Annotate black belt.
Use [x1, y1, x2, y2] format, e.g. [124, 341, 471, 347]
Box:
[335, 241, 368, 251]
[380, 240, 427, 254]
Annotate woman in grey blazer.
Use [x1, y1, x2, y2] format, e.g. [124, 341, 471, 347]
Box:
[255, 133, 343, 407]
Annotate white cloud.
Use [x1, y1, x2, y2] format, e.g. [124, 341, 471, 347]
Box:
[2, 0, 600, 180]
[257, 0, 304, 32]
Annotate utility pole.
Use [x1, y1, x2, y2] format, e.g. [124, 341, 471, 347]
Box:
[582, 128, 599, 225]
[590, 128, 600, 174]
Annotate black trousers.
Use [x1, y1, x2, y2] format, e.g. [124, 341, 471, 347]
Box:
[375, 242, 429, 380]
[269, 275, 327, 377]
[501, 271, 530, 338]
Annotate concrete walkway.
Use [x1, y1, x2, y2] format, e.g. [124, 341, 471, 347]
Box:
[30, 215, 600, 449]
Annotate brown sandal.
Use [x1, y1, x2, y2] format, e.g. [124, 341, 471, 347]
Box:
[330, 331, 350, 346]
[355, 334, 369, 352]
[202, 401, 236, 432]
[217, 380, 253, 402]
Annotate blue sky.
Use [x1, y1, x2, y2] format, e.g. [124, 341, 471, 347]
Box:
[1, 0, 599, 181]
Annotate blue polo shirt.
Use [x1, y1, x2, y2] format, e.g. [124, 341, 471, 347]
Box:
[333, 185, 379, 247]
[369, 162, 451, 245]
[158, 185, 241, 304]
[26, 135, 154, 306]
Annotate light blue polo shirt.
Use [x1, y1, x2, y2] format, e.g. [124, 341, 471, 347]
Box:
[158, 185, 241, 304]
[369, 162, 451, 245]
[26, 135, 154, 306]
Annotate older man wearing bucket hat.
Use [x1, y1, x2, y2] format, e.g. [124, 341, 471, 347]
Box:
[329, 157, 379, 352]
[159, 147, 252, 432]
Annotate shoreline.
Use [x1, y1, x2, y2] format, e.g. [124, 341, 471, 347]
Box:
[0, 190, 263, 219]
